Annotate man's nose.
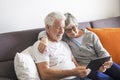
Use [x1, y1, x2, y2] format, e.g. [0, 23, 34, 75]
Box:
[59, 27, 64, 34]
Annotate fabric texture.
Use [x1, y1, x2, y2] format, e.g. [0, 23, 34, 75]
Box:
[87, 28, 120, 64]
[14, 47, 40, 80]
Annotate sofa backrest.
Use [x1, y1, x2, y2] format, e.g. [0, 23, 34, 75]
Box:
[78, 22, 91, 29]
[0, 28, 44, 80]
[91, 16, 120, 28]
[78, 16, 120, 29]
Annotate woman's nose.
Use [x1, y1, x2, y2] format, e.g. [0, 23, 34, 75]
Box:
[71, 29, 75, 33]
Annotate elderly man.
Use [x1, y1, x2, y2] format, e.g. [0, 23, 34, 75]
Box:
[31, 12, 91, 80]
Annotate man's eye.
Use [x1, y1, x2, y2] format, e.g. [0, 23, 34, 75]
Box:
[56, 27, 60, 29]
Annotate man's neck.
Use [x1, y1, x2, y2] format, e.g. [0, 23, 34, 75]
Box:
[46, 33, 58, 42]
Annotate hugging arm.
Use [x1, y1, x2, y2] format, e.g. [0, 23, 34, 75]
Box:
[38, 31, 48, 53]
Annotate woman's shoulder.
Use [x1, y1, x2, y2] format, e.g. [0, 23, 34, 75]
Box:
[82, 28, 98, 39]
[82, 28, 95, 35]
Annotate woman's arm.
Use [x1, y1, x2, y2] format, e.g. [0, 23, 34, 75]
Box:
[92, 32, 113, 70]
[38, 31, 48, 53]
[92, 32, 110, 57]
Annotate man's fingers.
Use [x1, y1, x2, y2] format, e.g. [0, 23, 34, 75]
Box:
[78, 68, 91, 78]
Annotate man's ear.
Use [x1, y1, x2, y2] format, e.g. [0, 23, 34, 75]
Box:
[45, 25, 50, 32]
[46, 25, 49, 29]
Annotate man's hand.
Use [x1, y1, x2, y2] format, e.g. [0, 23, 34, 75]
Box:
[73, 66, 91, 78]
[38, 37, 48, 53]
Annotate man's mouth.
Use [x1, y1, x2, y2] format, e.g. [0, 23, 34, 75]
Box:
[57, 35, 62, 37]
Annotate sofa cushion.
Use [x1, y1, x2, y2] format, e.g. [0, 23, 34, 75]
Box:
[14, 50, 40, 80]
[91, 16, 120, 28]
[87, 28, 120, 64]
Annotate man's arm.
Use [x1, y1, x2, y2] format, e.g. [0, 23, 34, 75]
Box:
[37, 62, 75, 80]
[37, 61, 90, 80]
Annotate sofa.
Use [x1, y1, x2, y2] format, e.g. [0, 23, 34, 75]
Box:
[0, 16, 120, 80]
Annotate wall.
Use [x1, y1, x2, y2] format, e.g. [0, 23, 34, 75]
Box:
[0, 0, 120, 33]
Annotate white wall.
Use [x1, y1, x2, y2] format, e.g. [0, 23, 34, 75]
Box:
[0, 0, 120, 33]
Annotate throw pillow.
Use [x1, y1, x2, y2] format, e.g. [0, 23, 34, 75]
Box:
[87, 28, 120, 64]
[14, 47, 40, 80]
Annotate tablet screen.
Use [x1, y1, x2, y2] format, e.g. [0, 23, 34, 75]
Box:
[86, 56, 111, 71]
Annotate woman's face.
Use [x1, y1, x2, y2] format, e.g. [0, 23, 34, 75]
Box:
[65, 23, 79, 38]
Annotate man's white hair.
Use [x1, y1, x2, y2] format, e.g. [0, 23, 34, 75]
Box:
[45, 12, 66, 26]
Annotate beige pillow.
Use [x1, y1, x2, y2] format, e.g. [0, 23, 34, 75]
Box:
[14, 47, 40, 80]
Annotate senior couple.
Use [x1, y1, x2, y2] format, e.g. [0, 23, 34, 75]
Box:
[16, 12, 120, 80]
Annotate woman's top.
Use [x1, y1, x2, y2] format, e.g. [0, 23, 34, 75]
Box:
[63, 29, 110, 65]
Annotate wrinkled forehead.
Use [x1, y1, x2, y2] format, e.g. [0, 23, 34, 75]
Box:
[53, 19, 65, 27]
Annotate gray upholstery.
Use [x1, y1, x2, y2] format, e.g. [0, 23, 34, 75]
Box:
[91, 16, 120, 28]
[0, 28, 44, 80]
[78, 22, 91, 29]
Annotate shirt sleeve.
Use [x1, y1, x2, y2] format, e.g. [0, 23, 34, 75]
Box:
[31, 40, 49, 63]
[92, 32, 110, 57]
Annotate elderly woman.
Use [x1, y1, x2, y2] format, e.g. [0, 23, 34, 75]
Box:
[38, 13, 120, 80]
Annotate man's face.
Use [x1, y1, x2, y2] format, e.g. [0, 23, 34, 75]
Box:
[46, 19, 65, 42]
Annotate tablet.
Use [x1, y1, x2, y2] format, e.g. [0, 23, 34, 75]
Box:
[86, 56, 111, 71]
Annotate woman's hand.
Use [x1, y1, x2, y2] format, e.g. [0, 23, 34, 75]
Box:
[103, 58, 113, 69]
[99, 65, 107, 72]
[38, 37, 48, 53]
[99, 58, 113, 72]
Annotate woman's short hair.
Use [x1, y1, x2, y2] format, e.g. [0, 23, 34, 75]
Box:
[45, 12, 66, 26]
[64, 13, 78, 28]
